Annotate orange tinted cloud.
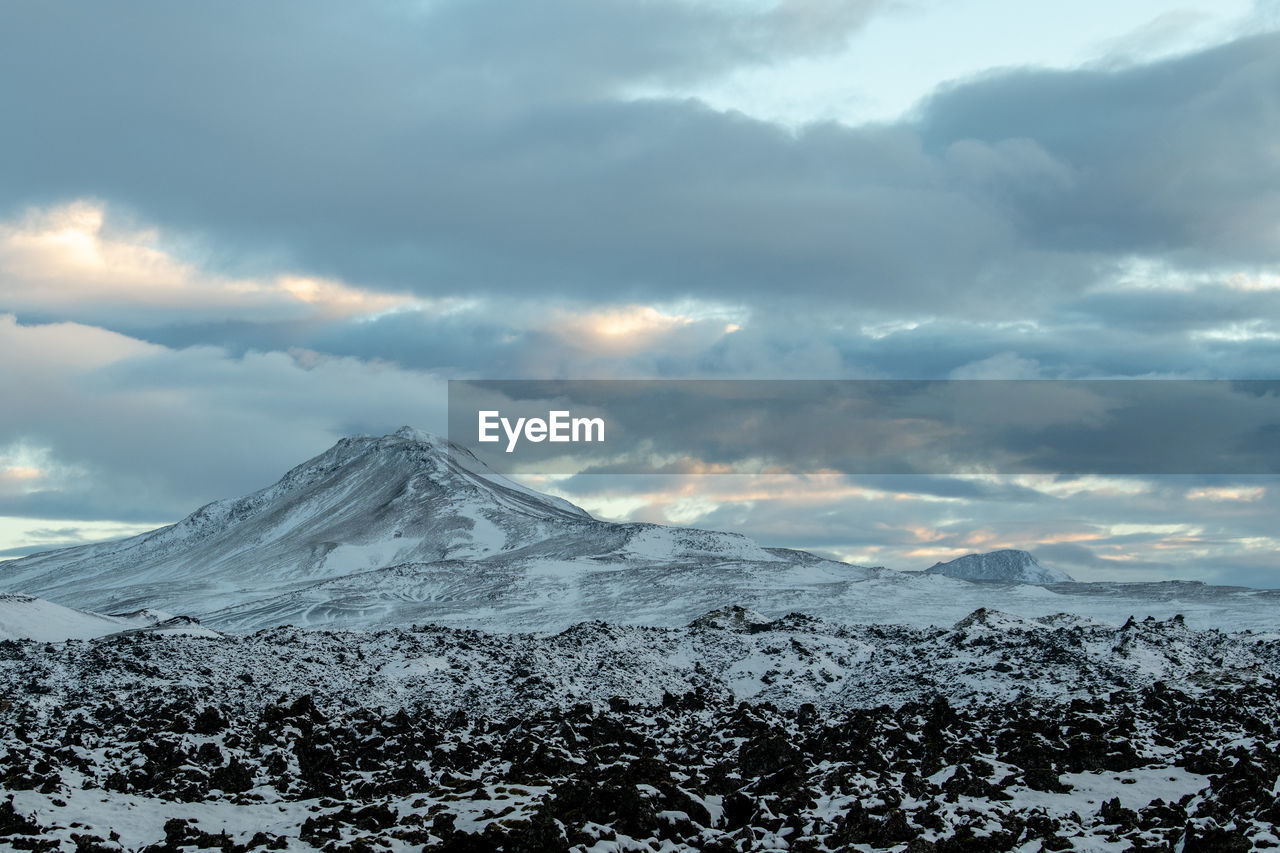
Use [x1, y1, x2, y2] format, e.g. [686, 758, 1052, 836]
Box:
[1186, 486, 1266, 502]
[0, 201, 420, 323]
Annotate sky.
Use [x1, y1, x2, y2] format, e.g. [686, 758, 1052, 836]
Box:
[1, 0, 1279, 585]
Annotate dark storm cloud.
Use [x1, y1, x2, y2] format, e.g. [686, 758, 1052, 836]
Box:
[2, 2, 1275, 317]
[0, 0, 902, 301]
[0, 492, 171, 525]
[917, 33, 1280, 265]
[822, 314, 1280, 380]
[1060, 286, 1280, 334]
[45, 284, 1280, 387]
[117, 320, 327, 360]
[450, 379, 1280, 476]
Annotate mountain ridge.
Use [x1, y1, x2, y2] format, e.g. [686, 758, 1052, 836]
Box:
[0, 428, 878, 626]
[7, 429, 1280, 636]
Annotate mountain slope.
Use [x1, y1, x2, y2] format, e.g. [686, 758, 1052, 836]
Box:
[0, 593, 216, 641]
[926, 549, 1073, 583]
[0, 593, 142, 641]
[198, 547, 881, 633]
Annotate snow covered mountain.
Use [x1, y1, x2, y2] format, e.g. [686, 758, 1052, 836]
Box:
[6, 429, 1280, 636]
[0, 428, 877, 626]
[925, 549, 1073, 584]
[0, 427, 599, 614]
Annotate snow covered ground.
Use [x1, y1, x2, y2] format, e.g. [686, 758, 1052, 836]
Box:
[2, 606, 1277, 850]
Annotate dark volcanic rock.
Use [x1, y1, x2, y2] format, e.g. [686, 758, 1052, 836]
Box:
[2, 615, 1279, 851]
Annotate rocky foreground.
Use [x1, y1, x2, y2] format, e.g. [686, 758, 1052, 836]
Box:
[2, 609, 1279, 851]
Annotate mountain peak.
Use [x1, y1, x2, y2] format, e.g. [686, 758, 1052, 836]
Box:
[926, 549, 1073, 584]
[391, 425, 444, 445]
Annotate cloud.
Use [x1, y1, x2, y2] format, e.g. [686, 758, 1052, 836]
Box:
[1093, 8, 1218, 65]
[918, 33, 1280, 266]
[0, 314, 448, 520]
[0, 201, 422, 326]
[1, 3, 1275, 320]
[0, 441, 88, 500]
[0, 518, 166, 559]
[449, 379, 1280, 482]
[4, 195, 1279, 394]
[538, 468, 1280, 585]
[1186, 485, 1266, 501]
[948, 352, 1048, 379]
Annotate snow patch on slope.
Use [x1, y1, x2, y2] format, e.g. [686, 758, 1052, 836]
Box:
[620, 525, 783, 563]
[0, 593, 217, 641]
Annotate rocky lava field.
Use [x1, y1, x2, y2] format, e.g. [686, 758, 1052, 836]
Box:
[3, 608, 1279, 852]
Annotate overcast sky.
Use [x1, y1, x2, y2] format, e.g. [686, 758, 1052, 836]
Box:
[1, 0, 1278, 585]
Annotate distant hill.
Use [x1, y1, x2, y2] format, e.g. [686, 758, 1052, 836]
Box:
[925, 549, 1073, 584]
